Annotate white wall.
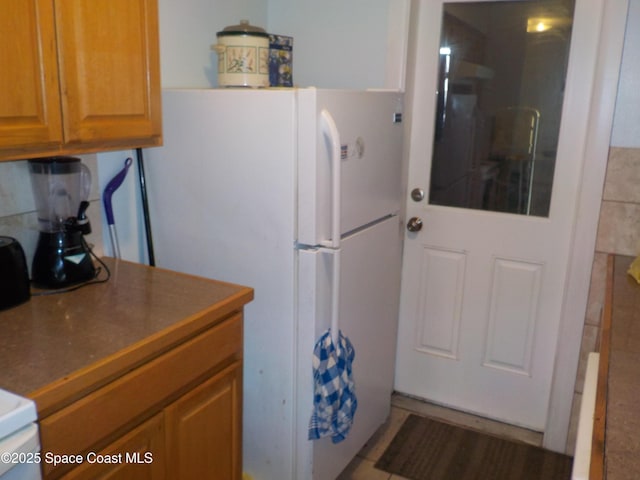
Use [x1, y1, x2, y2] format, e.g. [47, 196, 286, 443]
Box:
[159, 0, 267, 88]
[267, 0, 404, 89]
[98, 0, 409, 264]
[156, 0, 411, 90]
[96, 151, 146, 262]
[101, 0, 640, 264]
[611, 0, 640, 147]
[98, 0, 267, 263]
[157, 0, 407, 89]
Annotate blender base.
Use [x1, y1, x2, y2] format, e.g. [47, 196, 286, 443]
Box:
[31, 231, 96, 289]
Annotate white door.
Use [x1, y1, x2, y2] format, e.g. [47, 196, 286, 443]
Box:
[395, 0, 602, 431]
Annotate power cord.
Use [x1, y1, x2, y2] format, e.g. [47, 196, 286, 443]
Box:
[30, 239, 111, 297]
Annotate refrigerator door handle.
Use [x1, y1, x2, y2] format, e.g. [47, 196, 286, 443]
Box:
[318, 246, 341, 346]
[320, 109, 341, 249]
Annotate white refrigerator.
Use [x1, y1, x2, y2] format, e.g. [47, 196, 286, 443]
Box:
[144, 87, 404, 480]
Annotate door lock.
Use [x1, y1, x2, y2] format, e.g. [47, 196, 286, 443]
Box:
[411, 188, 425, 202]
[406, 217, 423, 232]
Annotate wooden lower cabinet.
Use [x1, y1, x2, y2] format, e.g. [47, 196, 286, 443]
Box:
[165, 362, 242, 480]
[62, 413, 165, 480]
[59, 363, 242, 480]
[40, 313, 244, 480]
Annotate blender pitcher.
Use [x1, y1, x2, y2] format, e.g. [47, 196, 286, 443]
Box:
[28, 157, 96, 288]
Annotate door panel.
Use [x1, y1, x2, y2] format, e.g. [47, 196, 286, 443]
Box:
[396, 0, 598, 431]
[484, 257, 541, 375]
[414, 247, 465, 359]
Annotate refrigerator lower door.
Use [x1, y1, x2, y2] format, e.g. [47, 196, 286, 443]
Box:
[296, 215, 402, 480]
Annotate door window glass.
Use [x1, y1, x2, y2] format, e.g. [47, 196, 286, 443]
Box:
[429, 0, 575, 217]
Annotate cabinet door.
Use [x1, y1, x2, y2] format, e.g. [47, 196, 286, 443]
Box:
[0, 0, 62, 155]
[62, 413, 166, 480]
[54, 0, 162, 146]
[165, 362, 243, 480]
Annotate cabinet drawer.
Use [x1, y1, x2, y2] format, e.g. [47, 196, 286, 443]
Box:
[40, 313, 242, 476]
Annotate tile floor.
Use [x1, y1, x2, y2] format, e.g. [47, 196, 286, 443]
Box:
[336, 393, 544, 480]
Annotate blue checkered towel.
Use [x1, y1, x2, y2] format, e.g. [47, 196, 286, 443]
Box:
[308, 329, 357, 444]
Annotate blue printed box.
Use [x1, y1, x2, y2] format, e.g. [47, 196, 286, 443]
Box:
[269, 34, 293, 87]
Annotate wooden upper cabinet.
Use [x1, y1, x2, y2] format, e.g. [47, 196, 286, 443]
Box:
[0, 0, 63, 153]
[55, 0, 162, 145]
[0, 0, 162, 161]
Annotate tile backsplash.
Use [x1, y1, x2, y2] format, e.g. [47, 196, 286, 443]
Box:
[597, 147, 640, 255]
[574, 147, 640, 355]
[580, 147, 640, 348]
[567, 146, 640, 453]
[0, 155, 105, 277]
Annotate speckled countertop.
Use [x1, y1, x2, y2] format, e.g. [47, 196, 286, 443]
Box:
[0, 258, 253, 416]
[605, 255, 640, 479]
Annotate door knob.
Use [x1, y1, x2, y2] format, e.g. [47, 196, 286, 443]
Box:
[407, 217, 423, 232]
[411, 188, 424, 202]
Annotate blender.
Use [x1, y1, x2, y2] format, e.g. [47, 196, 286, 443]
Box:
[29, 157, 96, 288]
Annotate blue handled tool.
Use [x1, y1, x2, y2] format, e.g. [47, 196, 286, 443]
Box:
[103, 157, 133, 258]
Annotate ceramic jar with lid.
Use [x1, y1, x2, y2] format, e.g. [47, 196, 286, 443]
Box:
[211, 20, 270, 88]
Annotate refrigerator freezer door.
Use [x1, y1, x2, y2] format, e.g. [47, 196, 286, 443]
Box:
[296, 215, 402, 480]
[297, 89, 403, 247]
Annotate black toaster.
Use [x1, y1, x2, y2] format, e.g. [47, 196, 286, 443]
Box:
[0, 236, 31, 310]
